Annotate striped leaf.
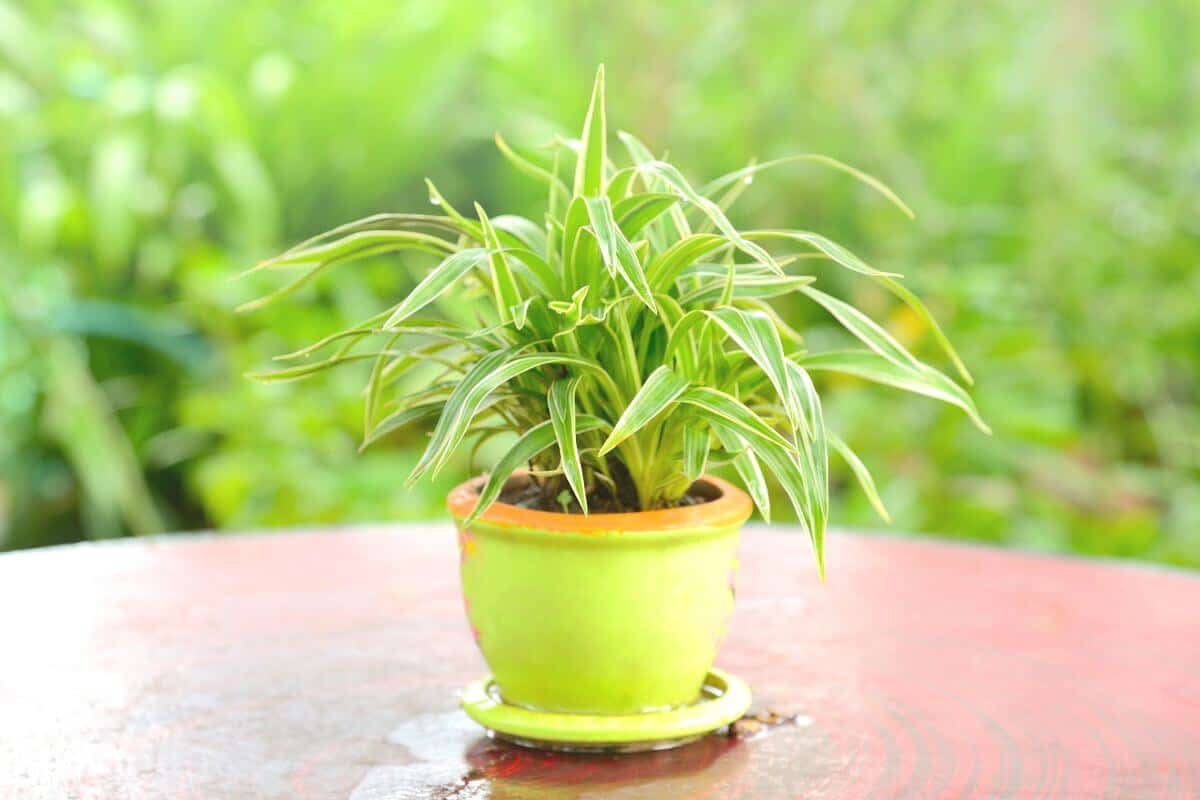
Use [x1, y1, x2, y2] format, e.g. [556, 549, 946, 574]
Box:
[715, 426, 771, 522]
[616, 130, 691, 242]
[424, 179, 482, 239]
[236, 231, 456, 312]
[699, 153, 914, 219]
[411, 350, 613, 481]
[612, 192, 678, 238]
[744, 230, 901, 278]
[467, 415, 608, 526]
[828, 431, 890, 522]
[876, 275, 973, 385]
[247, 352, 384, 383]
[799, 349, 990, 433]
[244, 229, 454, 274]
[268, 213, 470, 262]
[710, 417, 825, 577]
[786, 361, 829, 539]
[598, 365, 689, 456]
[706, 307, 804, 438]
[549, 378, 588, 513]
[682, 423, 709, 481]
[631, 159, 782, 275]
[646, 233, 727, 292]
[360, 401, 445, 451]
[573, 65, 607, 197]
[584, 195, 656, 310]
[382, 248, 489, 329]
[476, 205, 522, 322]
[676, 386, 793, 453]
[799, 285, 923, 371]
[494, 132, 569, 197]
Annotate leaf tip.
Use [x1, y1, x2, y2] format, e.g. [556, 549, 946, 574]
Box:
[230, 263, 263, 282]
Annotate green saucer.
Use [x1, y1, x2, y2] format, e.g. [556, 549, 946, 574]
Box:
[459, 668, 751, 752]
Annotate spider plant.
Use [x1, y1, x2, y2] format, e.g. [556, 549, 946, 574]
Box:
[241, 66, 987, 575]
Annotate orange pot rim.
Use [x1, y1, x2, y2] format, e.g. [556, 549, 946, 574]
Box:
[447, 473, 753, 533]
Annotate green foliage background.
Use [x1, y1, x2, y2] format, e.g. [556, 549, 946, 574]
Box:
[2, 0, 1197, 565]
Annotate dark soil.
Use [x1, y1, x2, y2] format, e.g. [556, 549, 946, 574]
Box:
[494, 472, 719, 514]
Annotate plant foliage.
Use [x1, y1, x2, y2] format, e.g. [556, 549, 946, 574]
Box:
[244, 66, 986, 574]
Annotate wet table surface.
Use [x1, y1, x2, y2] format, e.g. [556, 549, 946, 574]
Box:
[2, 525, 1198, 799]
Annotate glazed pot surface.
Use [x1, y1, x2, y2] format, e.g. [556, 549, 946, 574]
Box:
[449, 475, 751, 715]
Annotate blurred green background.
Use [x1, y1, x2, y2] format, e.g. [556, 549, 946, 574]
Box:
[2, 0, 1197, 566]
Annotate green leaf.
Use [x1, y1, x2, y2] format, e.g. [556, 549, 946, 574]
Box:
[599, 365, 690, 456]
[269, 213, 469, 261]
[549, 378, 588, 513]
[364, 331, 405, 438]
[616, 131, 692, 240]
[736, 298, 807, 347]
[694, 157, 756, 235]
[382, 248, 489, 329]
[502, 246, 558, 297]
[476, 205, 522, 322]
[491, 214, 548, 255]
[699, 153, 915, 219]
[561, 195, 595, 286]
[494, 132, 570, 197]
[510, 298, 534, 330]
[744, 230, 901, 278]
[236, 231, 456, 312]
[583, 196, 656, 310]
[715, 427, 771, 522]
[682, 423, 709, 481]
[606, 166, 637, 201]
[424, 179, 482, 238]
[744, 431, 826, 578]
[676, 268, 815, 305]
[646, 233, 727, 292]
[676, 386, 793, 453]
[876, 276, 973, 385]
[799, 285, 922, 371]
[247, 351, 395, 382]
[271, 308, 392, 361]
[708, 416, 824, 576]
[245, 229, 454, 275]
[799, 349, 990, 433]
[662, 309, 710, 379]
[412, 350, 615, 480]
[360, 401, 445, 451]
[631, 158, 782, 275]
[827, 431, 890, 522]
[466, 415, 608, 525]
[706, 307, 805, 437]
[785, 361, 829, 540]
[574, 65, 607, 197]
[612, 193, 678, 238]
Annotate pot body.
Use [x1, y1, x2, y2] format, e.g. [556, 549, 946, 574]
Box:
[449, 475, 751, 715]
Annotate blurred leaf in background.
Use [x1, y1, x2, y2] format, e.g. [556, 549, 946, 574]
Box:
[1, 0, 1197, 567]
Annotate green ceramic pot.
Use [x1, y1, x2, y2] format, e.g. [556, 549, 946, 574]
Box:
[448, 473, 752, 715]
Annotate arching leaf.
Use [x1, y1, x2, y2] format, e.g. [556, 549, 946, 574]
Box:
[598, 365, 689, 456]
[549, 378, 588, 513]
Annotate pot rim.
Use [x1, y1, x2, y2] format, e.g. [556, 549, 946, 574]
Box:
[447, 473, 752, 533]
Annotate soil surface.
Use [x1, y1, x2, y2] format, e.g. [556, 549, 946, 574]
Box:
[495, 474, 718, 514]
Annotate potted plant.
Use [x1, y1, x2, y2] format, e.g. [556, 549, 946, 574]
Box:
[242, 66, 986, 750]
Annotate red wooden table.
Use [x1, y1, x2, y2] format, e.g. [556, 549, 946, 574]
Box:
[1, 525, 1198, 799]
